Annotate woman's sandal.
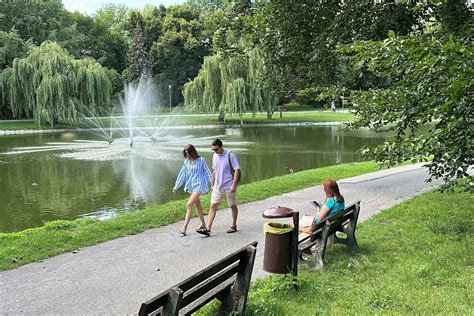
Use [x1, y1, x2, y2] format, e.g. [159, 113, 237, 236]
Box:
[196, 227, 210, 237]
[226, 225, 237, 233]
[179, 228, 187, 236]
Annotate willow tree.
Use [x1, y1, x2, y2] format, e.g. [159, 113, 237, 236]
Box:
[183, 48, 275, 123]
[1, 41, 112, 127]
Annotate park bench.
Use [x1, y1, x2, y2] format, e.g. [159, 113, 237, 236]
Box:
[138, 241, 258, 316]
[298, 201, 360, 269]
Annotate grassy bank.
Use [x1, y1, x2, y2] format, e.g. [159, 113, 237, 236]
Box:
[0, 161, 378, 271]
[0, 111, 354, 131]
[0, 120, 44, 130]
[200, 187, 473, 314]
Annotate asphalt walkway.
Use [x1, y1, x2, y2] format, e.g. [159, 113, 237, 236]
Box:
[0, 163, 442, 314]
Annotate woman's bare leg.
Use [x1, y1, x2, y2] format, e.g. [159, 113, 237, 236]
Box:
[194, 197, 206, 227]
[182, 192, 202, 231]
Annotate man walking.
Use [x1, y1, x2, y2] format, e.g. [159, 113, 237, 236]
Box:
[197, 138, 240, 236]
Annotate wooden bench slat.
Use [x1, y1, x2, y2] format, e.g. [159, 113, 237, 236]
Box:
[139, 241, 258, 316]
[178, 241, 257, 292]
[183, 279, 233, 315]
[139, 292, 168, 316]
[181, 263, 240, 307]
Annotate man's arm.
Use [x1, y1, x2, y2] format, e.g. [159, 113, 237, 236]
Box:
[230, 169, 240, 192]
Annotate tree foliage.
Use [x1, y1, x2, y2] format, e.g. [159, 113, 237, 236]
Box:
[345, 32, 473, 189]
[183, 48, 276, 122]
[0, 31, 28, 70]
[149, 5, 209, 105]
[127, 23, 150, 82]
[0, 0, 67, 44]
[199, 0, 252, 57]
[1, 42, 112, 126]
[253, 0, 424, 102]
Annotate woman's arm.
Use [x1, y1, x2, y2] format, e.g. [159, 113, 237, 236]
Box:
[314, 205, 331, 224]
[173, 161, 188, 191]
[314, 198, 335, 223]
[201, 158, 212, 181]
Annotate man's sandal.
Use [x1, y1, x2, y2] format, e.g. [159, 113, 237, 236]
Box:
[226, 225, 237, 233]
[196, 227, 210, 237]
[195, 225, 206, 232]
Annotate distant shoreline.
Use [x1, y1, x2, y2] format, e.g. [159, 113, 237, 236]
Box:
[0, 121, 351, 136]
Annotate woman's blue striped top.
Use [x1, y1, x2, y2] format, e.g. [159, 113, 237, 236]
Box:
[173, 157, 212, 194]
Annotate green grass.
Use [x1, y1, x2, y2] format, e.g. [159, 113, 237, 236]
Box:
[80, 111, 353, 128]
[0, 120, 42, 130]
[0, 112, 354, 131]
[0, 160, 379, 271]
[198, 187, 473, 314]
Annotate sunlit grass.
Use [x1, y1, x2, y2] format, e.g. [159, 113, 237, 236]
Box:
[0, 112, 354, 130]
[198, 187, 473, 314]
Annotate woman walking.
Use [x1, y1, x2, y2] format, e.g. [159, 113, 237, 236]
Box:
[173, 144, 212, 235]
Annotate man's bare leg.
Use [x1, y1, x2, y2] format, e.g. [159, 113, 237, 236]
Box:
[230, 204, 238, 228]
[206, 203, 219, 232]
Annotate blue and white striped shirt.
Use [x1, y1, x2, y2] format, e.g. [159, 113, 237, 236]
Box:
[174, 157, 212, 194]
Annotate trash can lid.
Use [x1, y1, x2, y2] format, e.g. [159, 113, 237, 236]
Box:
[262, 206, 295, 218]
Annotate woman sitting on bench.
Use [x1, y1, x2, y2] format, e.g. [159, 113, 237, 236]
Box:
[299, 179, 345, 234]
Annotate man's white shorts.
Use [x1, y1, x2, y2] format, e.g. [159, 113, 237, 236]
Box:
[211, 189, 237, 207]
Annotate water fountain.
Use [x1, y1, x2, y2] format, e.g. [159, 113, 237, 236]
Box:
[0, 75, 251, 226]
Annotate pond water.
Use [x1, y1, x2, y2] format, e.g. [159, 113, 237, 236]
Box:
[0, 125, 385, 233]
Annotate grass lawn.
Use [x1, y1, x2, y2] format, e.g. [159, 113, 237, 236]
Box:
[0, 111, 354, 130]
[0, 161, 379, 271]
[199, 187, 473, 314]
[87, 111, 354, 127]
[0, 120, 42, 130]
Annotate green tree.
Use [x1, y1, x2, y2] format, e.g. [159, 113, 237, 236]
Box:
[127, 5, 167, 52]
[149, 5, 209, 105]
[252, 0, 424, 104]
[47, 23, 87, 58]
[186, 0, 231, 15]
[92, 4, 129, 73]
[0, 31, 28, 70]
[345, 32, 473, 189]
[0, 42, 112, 126]
[127, 23, 150, 82]
[199, 0, 252, 57]
[0, 0, 66, 44]
[183, 48, 276, 123]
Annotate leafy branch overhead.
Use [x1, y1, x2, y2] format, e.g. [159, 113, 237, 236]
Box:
[344, 33, 473, 189]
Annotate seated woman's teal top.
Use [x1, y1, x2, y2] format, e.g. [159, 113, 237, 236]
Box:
[314, 197, 345, 223]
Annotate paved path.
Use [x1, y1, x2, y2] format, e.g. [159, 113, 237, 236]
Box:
[0, 164, 441, 314]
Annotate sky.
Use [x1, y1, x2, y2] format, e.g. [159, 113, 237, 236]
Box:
[63, 0, 185, 15]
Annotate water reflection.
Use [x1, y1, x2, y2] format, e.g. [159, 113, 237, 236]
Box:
[0, 126, 386, 232]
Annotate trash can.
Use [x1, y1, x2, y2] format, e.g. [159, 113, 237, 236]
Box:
[263, 222, 294, 273]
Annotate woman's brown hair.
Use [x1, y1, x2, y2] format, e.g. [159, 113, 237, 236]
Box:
[323, 179, 344, 202]
[182, 144, 200, 160]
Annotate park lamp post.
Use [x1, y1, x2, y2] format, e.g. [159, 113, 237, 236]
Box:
[168, 84, 172, 111]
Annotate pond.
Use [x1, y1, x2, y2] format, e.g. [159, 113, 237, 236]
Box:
[0, 125, 385, 233]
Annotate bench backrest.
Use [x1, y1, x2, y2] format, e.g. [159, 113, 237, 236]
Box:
[309, 201, 360, 241]
[139, 241, 258, 316]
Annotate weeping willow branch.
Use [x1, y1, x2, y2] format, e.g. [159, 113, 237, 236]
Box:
[1, 41, 112, 127]
[183, 48, 276, 121]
